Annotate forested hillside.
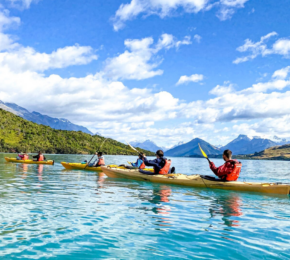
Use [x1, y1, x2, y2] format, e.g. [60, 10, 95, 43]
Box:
[0, 109, 154, 155]
[237, 144, 290, 161]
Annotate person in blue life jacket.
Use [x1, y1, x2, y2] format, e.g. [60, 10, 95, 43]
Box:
[140, 150, 175, 175]
[130, 153, 146, 169]
[119, 153, 146, 169]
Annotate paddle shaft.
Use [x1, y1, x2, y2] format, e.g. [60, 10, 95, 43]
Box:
[127, 142, 142, 156]
[85, 154, 96, 169]
[85, 138, 107, 169]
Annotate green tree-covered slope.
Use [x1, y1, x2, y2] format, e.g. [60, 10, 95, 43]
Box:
[236, 144, 290, 161]
[0, 109, 154, 155]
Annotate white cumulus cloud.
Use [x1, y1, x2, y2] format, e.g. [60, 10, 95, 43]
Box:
[6, 0, 39, 9]
[234, 32, 290, 63]
[0, 45, 98, 72]
[104, 34, 192, 81]
[0, 8, 20, 31]
[209, 82, 235, 96]
[216, 0, 249, 20]
[176, 74, 204, 85]
[113, 0, 250, 31]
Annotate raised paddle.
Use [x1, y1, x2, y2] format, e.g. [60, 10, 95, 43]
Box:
[85, 138, 107, 169]
[198, 143, 211, 164]
[127, 142, 141, 155]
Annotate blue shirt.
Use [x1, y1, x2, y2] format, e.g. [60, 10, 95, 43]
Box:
[131, 158, 144, 168]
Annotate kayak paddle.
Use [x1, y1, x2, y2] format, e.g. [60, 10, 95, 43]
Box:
[85, 138, 107, 169]
[198, 143, 211, 164]
[127, 142, 141, 155]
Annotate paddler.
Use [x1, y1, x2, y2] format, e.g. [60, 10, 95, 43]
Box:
[33, 151, 46, 161]
[17, 152, 29, 160]
[209, 149, 242, 181]
[129, 153, 146, 169]
[90, 152, 105, 167]
[140, 150, 175, 175]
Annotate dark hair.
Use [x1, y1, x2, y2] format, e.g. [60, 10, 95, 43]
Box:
[98, 152, 103, 156]
[156, 150, 164, 157]
[223, 149, 232, 159]
[139, 153, 145, 158]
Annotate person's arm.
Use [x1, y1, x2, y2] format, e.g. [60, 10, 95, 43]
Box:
[143, 158, 162, 171]
[210, 162, 227, 178]
[131, 159, 138, 167]
[44, 156, 46, 160]
[33, 155, 38, 159]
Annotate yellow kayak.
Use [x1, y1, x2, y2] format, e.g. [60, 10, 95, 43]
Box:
[61, 162, 105, 172]
[61, 162, 154, 172]
[101, 166, 290, 195]
[5, 157, 54, 165]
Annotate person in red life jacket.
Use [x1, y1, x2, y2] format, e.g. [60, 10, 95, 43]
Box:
[209, 149, 242, 181]
[33, 151, 46, 162]
[23, 153, 29, 160]
[90, 152, 105, 167]
[140, 150, 175, 175]
[17, 152, 29, 160]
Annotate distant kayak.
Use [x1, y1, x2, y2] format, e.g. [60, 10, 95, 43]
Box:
[5, 157, 54, 165]
[61, 162, 154, 172]
[101, 166, 290, 195]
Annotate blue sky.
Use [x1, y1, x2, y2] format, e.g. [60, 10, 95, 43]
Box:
[1, 0, 290, 147]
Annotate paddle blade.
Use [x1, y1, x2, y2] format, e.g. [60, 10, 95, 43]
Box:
[198, 143, 208, 159]
[127, 142, 140, 154]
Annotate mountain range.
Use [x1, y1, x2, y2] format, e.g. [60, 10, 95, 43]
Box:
[0, 100, 93, 134]
[165, 134, 290, 157]
[131, 140, 167, 153]
[165, 138, 221, 157]
[1, 100, 289, 157]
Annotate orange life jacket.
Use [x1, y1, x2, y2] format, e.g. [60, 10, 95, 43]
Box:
[139, 162, 145, 169]
[96, 157, 105, 166]
[225, 162, 242, 181]
[38, 154, 44, 161]
[159, 159, 171, 175]
[23, 154, 29, 160]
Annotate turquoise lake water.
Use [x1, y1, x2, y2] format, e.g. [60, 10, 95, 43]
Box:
[1, 153, 290, 259]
